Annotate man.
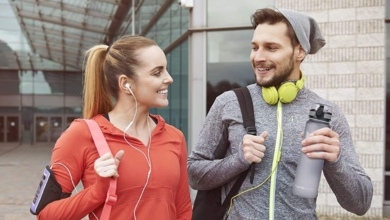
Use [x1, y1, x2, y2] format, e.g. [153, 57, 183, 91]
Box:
[187, 8, 373, 219]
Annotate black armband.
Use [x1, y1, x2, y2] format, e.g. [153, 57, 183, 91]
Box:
[30, 166, 71, 215]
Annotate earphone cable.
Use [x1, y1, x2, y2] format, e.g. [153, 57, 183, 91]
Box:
[226, 100, 284, 216]
[123, 87, 152, 220]
[50, 162, 99, 220]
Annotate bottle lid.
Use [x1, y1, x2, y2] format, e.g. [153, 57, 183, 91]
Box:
[309, 103, 332, 121]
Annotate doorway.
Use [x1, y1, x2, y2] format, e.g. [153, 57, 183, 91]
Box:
[34, 115, 79, 143]
[0, 115, 20, 143]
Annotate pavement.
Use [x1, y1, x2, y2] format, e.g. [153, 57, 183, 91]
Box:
[0, 143, 51, 220]
[0, 143, 86, 220]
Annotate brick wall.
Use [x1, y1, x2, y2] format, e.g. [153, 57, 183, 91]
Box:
[276, 0, 386, 218]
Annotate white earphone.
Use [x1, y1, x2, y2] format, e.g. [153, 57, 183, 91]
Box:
[123, 81, 152, 220]
[125, 83, 131, 89]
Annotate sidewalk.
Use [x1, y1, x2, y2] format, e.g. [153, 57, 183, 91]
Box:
[0, 143, 54, 220]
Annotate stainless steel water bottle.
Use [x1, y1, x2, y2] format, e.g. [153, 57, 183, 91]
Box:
[293, 103, 332, 198]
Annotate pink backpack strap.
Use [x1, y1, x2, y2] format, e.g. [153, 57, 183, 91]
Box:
[83, 119, 117, 220]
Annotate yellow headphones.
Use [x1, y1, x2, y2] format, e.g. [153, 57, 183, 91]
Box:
[262, 73, 305, 105]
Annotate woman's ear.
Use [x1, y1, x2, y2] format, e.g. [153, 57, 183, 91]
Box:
[118, 75, 132, 93]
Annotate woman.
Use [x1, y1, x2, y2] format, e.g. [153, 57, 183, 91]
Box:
[38, 36, 193, 220]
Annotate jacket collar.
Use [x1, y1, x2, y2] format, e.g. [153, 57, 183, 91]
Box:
[92, 114, 166, 136]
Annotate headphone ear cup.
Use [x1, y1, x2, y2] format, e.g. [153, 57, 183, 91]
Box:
[261, 74, 305, 105]
[278, 82, 298, 104]
[296, 78, 304, 90]
[262, 86, 279, 105]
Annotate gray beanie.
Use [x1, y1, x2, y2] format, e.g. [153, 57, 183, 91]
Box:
[278, 9, 325, 54]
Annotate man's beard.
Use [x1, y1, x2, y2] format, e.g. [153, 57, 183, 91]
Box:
[254, 53, 295, 88]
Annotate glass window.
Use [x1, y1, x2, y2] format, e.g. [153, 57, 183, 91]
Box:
[0, 30, 23, 43]
[141, 0, 165, 27]
[168, 42, 181, 127]
[180, 7, 188, 36]
[20, 82, 33, 94]
[207, 0, 274, 27]
[0, 70, 19, 94]
[42, 71, 64, 83]
[156, 5, 171, 49]
[143, 1, 188, 50]
[19, 71, 34, 82]
[207, 30, 256, 112]
[145, 25, 156, 41]
[0, 70, 19, 81]
[0, 71, 80, 95]
[180, 40, 188, 141]
[0, 17, 21, 31]
[0, 8, 15, 17]
[0, 81, 19, 94]
[65, 72, 82, 96]
[34, 82, 57, 95]
[171, 3, 182, 41]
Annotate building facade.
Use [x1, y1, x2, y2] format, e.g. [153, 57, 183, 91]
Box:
[188, 0, 388, 218]
[282, 0, 386, 218]
[0, 0, 388, 218]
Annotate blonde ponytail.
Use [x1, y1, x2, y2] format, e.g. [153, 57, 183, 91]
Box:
[82, 45, 113, 119]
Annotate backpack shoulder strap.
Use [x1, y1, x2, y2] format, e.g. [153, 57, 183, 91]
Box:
[233, 87, 256, 183]
[83, 119, 117, 220]
[233, 87, 256, 135]
[222, 87, 256, 208]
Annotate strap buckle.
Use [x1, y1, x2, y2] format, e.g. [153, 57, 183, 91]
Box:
[246, 126, 257, 135]
[245, 126, 257, 184]
[105, 195, 117, 206]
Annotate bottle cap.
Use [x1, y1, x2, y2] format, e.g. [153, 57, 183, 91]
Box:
[309, 103, 332, 121]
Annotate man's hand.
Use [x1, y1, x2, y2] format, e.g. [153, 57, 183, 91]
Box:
[94, 150, 125, 178]
[242, 131, 268, 163]
[301, 128, 340, 162]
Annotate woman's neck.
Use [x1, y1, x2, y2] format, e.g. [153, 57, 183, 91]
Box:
[108, 103, 151, 136]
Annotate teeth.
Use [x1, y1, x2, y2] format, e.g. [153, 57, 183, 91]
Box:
[157, 89, 168, 94]
[258, 68, 271, 71]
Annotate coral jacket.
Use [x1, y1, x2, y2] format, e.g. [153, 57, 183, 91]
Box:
[38, 114, 192, 220]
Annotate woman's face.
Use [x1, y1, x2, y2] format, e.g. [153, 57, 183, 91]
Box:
[130, 45, 173, 108]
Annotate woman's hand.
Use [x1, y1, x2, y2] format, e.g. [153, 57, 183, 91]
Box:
[94, 150, 124, 178]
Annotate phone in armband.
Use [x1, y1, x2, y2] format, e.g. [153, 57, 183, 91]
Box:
[30, 166, 71, 215]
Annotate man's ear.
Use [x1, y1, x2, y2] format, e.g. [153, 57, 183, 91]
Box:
[296, 45, 306, 62]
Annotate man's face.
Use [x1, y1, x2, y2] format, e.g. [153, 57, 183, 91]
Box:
[250, 22, 297, 87]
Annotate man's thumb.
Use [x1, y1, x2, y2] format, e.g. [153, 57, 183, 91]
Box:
[260, 131, 268, 139]
[115, 150, 125, 164]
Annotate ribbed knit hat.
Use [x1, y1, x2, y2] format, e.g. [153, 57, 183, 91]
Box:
[278, 9, 325, 54]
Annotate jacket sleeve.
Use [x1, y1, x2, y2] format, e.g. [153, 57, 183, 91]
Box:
[175, 133, 193, 220]
[187, 94, 250, 191]
[37, 120, 109, 220]
[323, 105, 373, 216]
